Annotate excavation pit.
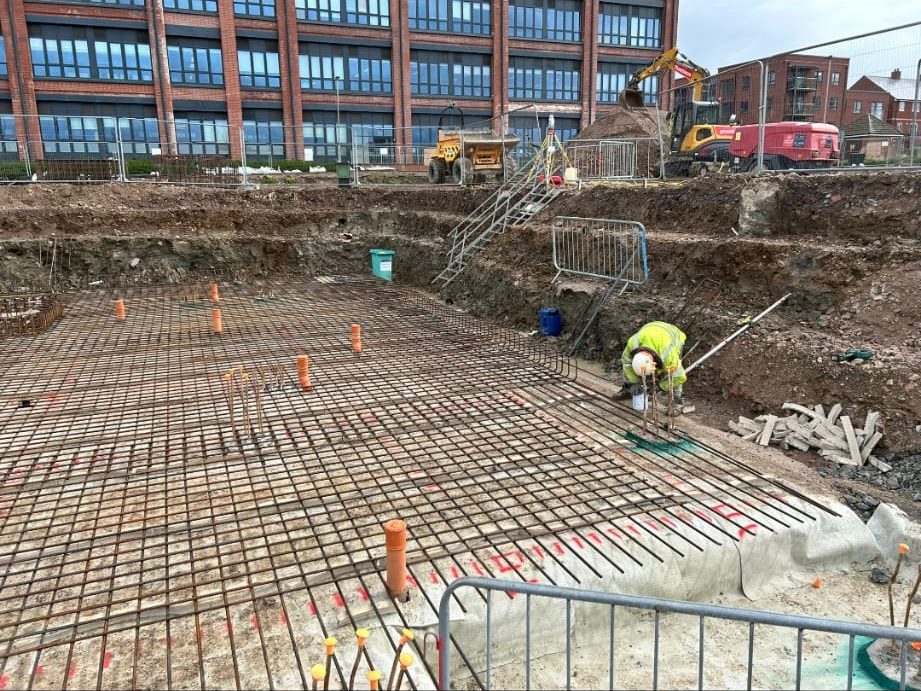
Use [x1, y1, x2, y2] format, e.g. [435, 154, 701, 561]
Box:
[0, 278, 879, 689]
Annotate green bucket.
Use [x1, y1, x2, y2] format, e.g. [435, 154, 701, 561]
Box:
[336, 162, 352, 188]
[370, 249, 395, 281]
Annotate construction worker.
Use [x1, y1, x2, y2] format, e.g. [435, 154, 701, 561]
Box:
[620, 321, 687, 403]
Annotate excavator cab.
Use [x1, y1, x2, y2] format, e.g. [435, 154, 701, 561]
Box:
[670, 100, 721, 152]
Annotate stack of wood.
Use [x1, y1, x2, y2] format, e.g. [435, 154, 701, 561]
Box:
[729, 403, 889, 471]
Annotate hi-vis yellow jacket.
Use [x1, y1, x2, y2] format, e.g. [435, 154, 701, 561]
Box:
[620, 321, 687, 390]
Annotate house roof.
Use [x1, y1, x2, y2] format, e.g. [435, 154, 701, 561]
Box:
[844, 113, 904, 138]
[865, 75, 921, 101]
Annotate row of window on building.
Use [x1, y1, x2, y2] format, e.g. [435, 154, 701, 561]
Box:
[722, 96, 920, 121]
[10, 30, 657, 103]
[0, 0, 663, 44]
[0, 103, 582, 160]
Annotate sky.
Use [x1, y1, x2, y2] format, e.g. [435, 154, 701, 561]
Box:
[678, 1, 921, 83]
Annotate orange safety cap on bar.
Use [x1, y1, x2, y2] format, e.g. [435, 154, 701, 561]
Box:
[210, 283, 220, 303]
[211, 308, 223, 334]
[114, 299, 126, 320]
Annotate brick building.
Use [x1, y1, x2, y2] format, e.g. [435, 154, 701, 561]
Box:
[845, 70, 921, 137]
[715, 53, 850, 129]
[0, 0, 678, 163]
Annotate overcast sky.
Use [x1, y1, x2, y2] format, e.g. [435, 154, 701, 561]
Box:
[678, 1, 921, 82]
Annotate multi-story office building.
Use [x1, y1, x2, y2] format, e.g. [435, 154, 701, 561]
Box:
[0, 0, 677, 162]
[716, 54, 850, 129]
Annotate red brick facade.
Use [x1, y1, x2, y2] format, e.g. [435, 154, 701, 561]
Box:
[716, 54, 850, 130]
[0, 0, 678, 159]
[845, 71, 921, 136]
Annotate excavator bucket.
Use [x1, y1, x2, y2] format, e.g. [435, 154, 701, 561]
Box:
[619, 88, 647, 110]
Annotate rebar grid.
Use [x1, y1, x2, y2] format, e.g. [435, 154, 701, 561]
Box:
[0, 295, 64, 337]
[0, 278, 832, 690]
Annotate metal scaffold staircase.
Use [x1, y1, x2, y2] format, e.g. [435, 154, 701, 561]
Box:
[432, 127, 571, 288]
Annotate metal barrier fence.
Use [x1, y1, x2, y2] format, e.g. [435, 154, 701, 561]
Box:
[438, 576, 921, 690]
[0, 116, 248, 185]
[565, 139, 636, 179]
[551, 217, 649, 284]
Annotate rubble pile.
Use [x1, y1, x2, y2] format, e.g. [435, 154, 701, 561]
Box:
[730, 403, 888, 471]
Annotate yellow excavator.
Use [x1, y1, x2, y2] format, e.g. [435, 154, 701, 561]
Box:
[620, 47, 735, 176]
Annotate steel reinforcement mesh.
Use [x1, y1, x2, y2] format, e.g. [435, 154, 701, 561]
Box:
[0, 278, 832, 690]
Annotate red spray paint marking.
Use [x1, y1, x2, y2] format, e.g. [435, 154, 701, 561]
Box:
[587, 532, 603, 545]
[356, 587, 369, 601]
[531, 544, 545, 559]
[450, 566, 460, 580]
[693, 509, 715, 523]
[659, 516, 677, 529]
[607, 527, 624, 540]
[469, 561, 486, 576]
[551, 542, 565, 556]
[250, 614, 260, 630]
[67, 663, 77, 679]
[223, 621, 233, 635]
[34, 667, 44, 682]
[102, 651, 113, 669]
[489, 551, 525, 574]
[738, 524, 759, 538]
[406, 574, 418, 588]
[626, 524, 641, 536]
[0, 674, 10, 689]
[428, 571, 440, 585]
[197, 626, 206, 642]
[307, 602, 317, 616]
[643, 520, 662, 532]
[711, 504, 743, 521]
[279, 610, 288, 626]
[570, 537, 584, 550]
[333, 593, 345, 608]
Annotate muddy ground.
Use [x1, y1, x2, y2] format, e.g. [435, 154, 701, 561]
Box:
[0, 173, 919, 517]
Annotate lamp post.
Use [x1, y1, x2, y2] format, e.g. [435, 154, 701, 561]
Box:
[334, 75, 342, 163]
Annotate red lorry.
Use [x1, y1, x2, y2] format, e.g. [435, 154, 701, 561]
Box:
[729, 122, 840, 171]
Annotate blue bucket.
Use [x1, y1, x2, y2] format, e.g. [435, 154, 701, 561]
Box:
[539, 307, 562, 336]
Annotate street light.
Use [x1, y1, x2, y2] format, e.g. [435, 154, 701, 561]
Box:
[334, 75, 342, 163]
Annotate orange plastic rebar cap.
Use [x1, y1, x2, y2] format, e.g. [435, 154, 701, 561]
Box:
[310, 664, 326, 681]
[367, 670, 382, 681]
[900, 543, 911, 554]
[384, 520, 407, 549]
[399, 652, 414, 669]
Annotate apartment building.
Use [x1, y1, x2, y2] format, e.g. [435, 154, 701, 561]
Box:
[0, 0, 678, 162]
[715, 53, 850, 129]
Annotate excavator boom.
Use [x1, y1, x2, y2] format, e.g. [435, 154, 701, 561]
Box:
[620, 47, 711, 109]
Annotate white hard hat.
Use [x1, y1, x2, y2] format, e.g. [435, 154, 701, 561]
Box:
[632, 351, 656, 377]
